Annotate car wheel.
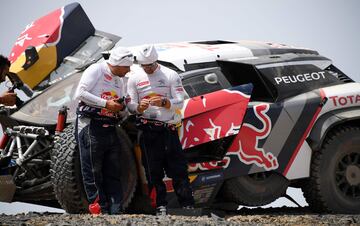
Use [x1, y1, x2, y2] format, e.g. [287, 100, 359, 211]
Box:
[303, 126, 360, 213]
[50, 124, 88, 213]
[51, 123, 138, 213]
[220, 171, 289, 206]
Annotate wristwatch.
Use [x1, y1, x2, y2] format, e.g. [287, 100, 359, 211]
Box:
[161, 97, 167, 107]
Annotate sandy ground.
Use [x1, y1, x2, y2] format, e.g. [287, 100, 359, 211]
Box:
[1, 207, 359, 226]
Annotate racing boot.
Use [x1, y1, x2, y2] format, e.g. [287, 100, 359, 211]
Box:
[109, 203, 122, 215]
[156, 205, 167, 216]
[89, 197, 109, 214]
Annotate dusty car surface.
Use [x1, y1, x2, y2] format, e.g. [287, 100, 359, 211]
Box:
[0, 2, 359, 214]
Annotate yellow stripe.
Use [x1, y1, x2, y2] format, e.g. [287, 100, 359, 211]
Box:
[10, 45, 57, 88]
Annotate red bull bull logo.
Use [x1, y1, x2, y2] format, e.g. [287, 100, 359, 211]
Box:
[180, 90, 278, 172]
[142, 92, 163, 100]
[227, 104, 279, 170]
[100, 91, 119, 117]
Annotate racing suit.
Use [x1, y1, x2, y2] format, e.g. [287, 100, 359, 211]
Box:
[74, 61, 126, 214]
[127, 65, 194, 208]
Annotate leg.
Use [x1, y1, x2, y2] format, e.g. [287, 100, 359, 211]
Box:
[103, 129, 123, 214]
[140, 129, 167, 207]
[88, 120, 110, 212]
[76, 116, 98, 203]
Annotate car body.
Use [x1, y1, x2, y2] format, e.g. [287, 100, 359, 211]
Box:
[0, 2, 359, 214]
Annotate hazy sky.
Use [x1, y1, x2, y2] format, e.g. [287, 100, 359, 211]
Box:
[0, 0, 359, 214]
[1, 0, 360, 81]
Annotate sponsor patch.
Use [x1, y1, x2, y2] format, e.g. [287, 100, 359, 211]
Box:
[104, 73, 112, 81]
[137, 80, 150, 87]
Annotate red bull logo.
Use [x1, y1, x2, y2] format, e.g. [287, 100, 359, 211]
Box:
[180, 89, 250, 149]
[100, 91, 119, 117]
[142, 92, 163, 100]
[9, 8, 63, 63]
[227, 104, 279, 170]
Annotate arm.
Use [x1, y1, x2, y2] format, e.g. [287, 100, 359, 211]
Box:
[126, 75, 150, 114]
[168, 72, 185, 110]
[126, 75, 140, 114]
[148, 72, 185, 110]
[74, 65, 107, 108]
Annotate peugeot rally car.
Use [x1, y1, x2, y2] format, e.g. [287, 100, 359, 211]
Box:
[0, 2, 359, 214]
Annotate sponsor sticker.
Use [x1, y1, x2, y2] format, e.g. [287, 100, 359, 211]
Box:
[137, 80, 150, 87]
[274, 71, 326, 85]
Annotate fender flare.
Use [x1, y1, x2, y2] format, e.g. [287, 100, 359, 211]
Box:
[308, 107, 360, 151]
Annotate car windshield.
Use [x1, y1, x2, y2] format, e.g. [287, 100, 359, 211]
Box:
[16, 72, 82, 123]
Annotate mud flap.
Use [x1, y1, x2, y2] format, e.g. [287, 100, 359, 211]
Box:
[0, 175, 16, 202]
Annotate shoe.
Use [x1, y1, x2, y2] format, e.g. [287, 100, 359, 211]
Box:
[109, 203, 122, 215]
[182, 205, 194, 210]
[156, 205, 167, 216]
[89, 202, 101, 215]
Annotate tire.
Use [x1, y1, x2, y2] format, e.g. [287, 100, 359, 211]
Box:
[303, 126, 360, 213]
[50, 124, 87, 213]
[51, 124, 138, 213]
[220, 171, 289, 206]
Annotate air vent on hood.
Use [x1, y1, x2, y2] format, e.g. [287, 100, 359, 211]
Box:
[325, 64, 353, 83]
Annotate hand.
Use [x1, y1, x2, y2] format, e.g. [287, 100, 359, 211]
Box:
[150, 96, 169, 108]
[148, 96, 162, 107]
[137, 98, 150, 114]
[0, 92, 17, 106]
[105, 99, 124, 112]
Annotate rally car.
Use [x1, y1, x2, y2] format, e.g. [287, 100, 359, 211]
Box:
[0, 3, 359, 214]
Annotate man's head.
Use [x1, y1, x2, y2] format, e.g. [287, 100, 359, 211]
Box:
[107, 47, 133, 77]
[136, 45, 158, 74]
[0, 55, 10, 82]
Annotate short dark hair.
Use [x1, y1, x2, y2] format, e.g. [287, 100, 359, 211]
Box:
[0, 54, 10, 69]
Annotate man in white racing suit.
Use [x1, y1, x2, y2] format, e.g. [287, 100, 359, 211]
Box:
[74, 47, 133, 214]
[127, 44, 194, 215]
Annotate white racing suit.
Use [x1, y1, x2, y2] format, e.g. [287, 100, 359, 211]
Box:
[127, 65, 194, 208]
[74, 61, 126, 214]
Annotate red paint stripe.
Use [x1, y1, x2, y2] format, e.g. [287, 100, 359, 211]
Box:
[283, 89, 325, 176]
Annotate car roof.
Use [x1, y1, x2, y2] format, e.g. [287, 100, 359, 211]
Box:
[222, 53, 331, 68]
[127, 40, 318, 72]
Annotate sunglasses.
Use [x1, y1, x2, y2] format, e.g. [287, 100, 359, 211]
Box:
[140, 62, 156, 68]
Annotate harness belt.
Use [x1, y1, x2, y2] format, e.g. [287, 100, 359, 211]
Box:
[137, 117, 180, 131]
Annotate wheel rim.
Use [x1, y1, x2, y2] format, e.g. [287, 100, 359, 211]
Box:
[335, 152, 360, 198]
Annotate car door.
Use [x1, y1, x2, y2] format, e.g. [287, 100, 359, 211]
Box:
[179, 68, 252, 152]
